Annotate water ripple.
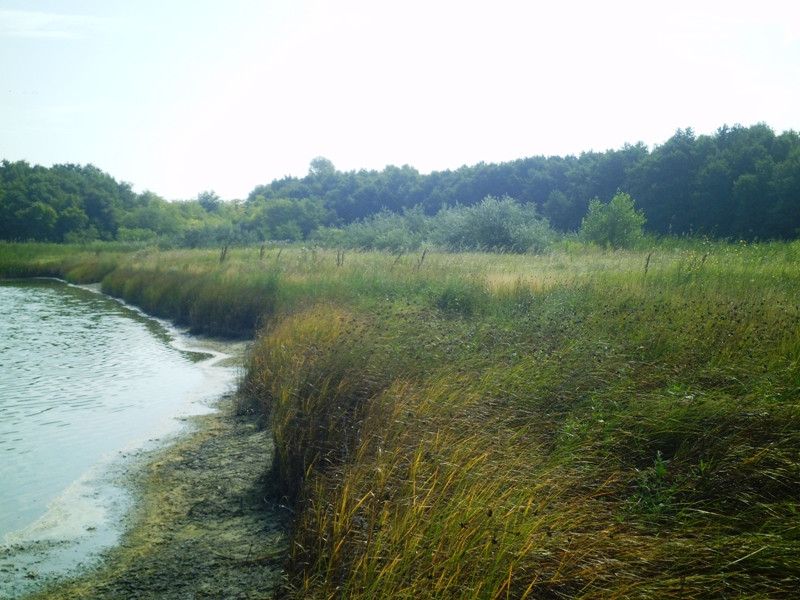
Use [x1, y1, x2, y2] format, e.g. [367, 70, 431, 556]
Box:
[0, 280, 215, 541]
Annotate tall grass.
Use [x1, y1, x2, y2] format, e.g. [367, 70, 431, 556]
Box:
[237, 242, 800, 598]
[3, 240, 799, 597]
[0, 241, 130, 281]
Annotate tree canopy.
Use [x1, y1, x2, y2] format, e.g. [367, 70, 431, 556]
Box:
[2, 123, 799, 246]
[246, 124, 800, 242]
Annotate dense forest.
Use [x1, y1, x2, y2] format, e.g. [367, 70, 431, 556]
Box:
[2, 123, 799, 247]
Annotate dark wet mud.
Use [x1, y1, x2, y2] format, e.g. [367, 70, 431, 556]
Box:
[22, 395, 289, 600]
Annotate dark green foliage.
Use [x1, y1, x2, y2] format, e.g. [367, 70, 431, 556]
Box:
[0, 160, 134, 242]
[196, 190, 222, 213]
[4, 123, 800, 246]
[242, 196, 331, 242]
[247, 125, 800, 241]
[0, 161, 246, 247]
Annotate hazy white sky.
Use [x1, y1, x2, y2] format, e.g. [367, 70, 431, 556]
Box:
[1, 0, 798, 200]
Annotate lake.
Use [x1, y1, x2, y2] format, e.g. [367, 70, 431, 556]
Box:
[0, 279, 239, 598]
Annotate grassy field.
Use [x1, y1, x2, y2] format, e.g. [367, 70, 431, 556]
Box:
[2, 239, 800, 598]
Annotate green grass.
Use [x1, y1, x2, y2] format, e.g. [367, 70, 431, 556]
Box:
[3, 240, 800, 598]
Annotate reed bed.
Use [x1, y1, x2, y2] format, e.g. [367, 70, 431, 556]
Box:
[3, 240, 800, 598]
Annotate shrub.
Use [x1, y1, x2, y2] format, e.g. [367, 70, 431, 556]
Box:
[579, 191, 646, 249]
[312, 206, 430, 251]
[431, 195, 556, 253]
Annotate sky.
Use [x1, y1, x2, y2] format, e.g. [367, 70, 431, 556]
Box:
[1, 0, 799, 201]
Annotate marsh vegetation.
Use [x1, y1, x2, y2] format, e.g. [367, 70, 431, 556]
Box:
[3, 239, 799, 598]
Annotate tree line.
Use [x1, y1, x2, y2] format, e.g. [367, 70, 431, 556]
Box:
[251, 123, 800, 240]
[0, 161, 236, 245]
[2, 123, 799, 247]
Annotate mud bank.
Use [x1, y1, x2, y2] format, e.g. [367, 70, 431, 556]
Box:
[20, 392, 289, 600]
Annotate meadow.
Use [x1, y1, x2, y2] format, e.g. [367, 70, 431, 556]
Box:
[2, 239, 799, 598]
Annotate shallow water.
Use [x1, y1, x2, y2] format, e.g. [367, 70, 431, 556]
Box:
[0, 279, 239, 598]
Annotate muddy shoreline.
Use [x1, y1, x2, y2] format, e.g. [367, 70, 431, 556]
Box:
[0, 286, 291, 600]
[21, 390, 289, 600]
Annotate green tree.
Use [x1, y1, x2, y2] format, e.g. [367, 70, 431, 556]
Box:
[197, 190, 222, 213]
[542, 189, 586, 232]
[18, 201, 58, 240]
[769, 144, 800, 237]
[245, 197, 328, 241]
[626, 128, 698, 235]
[579, 192, 646, 249]
[118, 191, 183, 240]
[56, 205, 90, 240]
